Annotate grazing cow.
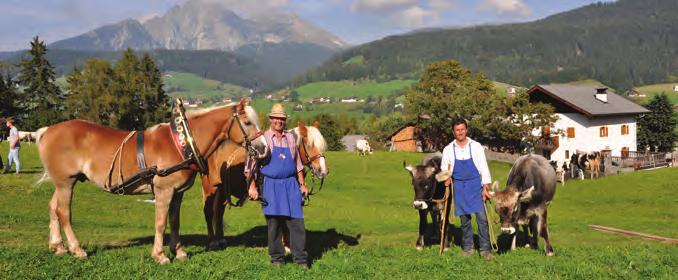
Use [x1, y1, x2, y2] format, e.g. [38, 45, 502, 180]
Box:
[490, 154, 557, 256]
[403, 152, 451, 251]
[569, 152, 587, 180]
[549, 160, 566, 186]
[586, 152, 602, 179]
[356, 139, 373, 156]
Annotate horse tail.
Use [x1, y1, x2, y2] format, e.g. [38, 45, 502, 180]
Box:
[35, 126, 49, 143]
[36, 172, 51, 185]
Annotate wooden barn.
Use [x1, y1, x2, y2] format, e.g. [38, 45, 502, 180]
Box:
[387, 124, 421, 152]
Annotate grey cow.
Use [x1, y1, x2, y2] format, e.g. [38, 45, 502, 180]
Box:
[489, 154, 557, 256]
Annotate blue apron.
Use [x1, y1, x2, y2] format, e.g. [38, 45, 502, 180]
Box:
[260, 145, 304, 218]
[452, 144, 484, 216]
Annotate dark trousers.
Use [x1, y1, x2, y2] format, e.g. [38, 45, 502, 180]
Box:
[459, 209, 491, 253]
[265, 215, 308, 264]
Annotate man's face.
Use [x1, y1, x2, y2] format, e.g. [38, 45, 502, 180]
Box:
[453, 123, 467, 141]
[5, 121, 10, 128]
[269, 117, 286, 132]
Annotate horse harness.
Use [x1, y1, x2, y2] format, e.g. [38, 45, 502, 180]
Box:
[105, 99, 261, 195]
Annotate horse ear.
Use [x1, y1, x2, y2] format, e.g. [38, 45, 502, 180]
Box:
[298, 120, 306, 128]
[237, 97, 250, 112]
[312, 120, 320, 128]
[299, 123, 308, 137]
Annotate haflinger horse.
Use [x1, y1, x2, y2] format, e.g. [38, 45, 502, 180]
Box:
[36, 98, 267, 264]
[201, 121, 328, 250]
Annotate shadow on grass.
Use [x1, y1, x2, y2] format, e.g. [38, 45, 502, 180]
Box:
[101, 226, 360, 262]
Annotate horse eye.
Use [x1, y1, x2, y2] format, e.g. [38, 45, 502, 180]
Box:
[245, 121, 252, 126]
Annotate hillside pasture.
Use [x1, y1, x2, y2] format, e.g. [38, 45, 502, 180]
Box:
[295, 80, 415, 101]
[0, 143, 676, 278]
[635, 83, 678, 104]
[163, 71, 250, 101]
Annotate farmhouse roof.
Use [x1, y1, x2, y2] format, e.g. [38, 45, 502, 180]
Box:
[387, 123, 417, 140]
[528, 84, 649, 117]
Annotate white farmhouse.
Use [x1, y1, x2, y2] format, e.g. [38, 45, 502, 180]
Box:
[528, 84, 649, 164]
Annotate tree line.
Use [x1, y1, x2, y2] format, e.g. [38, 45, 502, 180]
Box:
[0, 37, 169, 131]
[297, 0, 678, 91]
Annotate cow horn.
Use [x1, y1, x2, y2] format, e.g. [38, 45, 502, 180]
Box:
[492, 181, 499, 193]
[519, 186, 535, 202]
[403, 161, 414, 173]
[435, 170, 451, 182]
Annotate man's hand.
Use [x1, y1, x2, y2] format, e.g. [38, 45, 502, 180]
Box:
[482, 184, 491, 202]
[248, 185, 259, 200]
[444, 178, 452, 187]
[300, 184, 309, 198]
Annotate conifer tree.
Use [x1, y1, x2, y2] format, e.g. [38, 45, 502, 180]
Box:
[17, 36, 63, 129]
[637, 94, 677, 152]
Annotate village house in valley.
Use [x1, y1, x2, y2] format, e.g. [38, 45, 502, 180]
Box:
[528, 85, 649, 165]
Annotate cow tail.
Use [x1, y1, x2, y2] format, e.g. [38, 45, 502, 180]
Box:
[36, 172, 51, 185]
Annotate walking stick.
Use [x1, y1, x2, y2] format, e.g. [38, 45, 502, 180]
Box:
[483, 200, 498, 251]
[438, 184, 451, 256]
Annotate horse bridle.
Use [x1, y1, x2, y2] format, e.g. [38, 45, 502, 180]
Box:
[203, 105, 264, 161]
[298, 135, 326, 206]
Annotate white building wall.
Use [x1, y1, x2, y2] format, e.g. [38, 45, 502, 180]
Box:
[547, 113, 638, 164]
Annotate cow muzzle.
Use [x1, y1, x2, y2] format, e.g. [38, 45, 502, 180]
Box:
[413, 200, 428, 210]
[501, 226, 516, 235]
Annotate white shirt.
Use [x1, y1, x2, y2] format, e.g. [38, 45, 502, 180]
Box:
[440, 137, 491, 185]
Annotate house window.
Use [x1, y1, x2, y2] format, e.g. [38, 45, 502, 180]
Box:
[567, 127, 575, 138]
[621, 125, 629, 135]
[565, 150, 570, 159]
[621, 147, 630, 158]
[542, 127, 551, 136]
[600, 126, 608, 137]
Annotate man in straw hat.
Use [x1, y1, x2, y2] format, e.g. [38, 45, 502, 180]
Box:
[248, 103, 309, 268]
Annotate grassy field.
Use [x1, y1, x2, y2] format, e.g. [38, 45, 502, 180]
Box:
[163, 71, 250, 101]
[295, 80, 415, 101]
[634, 83, 678, 104]
[0, 142, 676, 278]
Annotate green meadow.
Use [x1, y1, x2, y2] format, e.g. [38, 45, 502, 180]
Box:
[0, 142, 676, 279]
[163, 71, 250, 101]
[295, 80, 415, 101]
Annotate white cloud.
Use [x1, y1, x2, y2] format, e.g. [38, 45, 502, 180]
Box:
[480, 0, 532, 17]
[351, 0, 418, 13]
[347, 0, 455, 28]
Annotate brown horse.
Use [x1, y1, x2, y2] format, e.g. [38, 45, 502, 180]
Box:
[36, 98, 266, 264]
[201, 121, 328, 249]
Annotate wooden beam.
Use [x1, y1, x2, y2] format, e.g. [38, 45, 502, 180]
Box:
[589, 224, 678, 244]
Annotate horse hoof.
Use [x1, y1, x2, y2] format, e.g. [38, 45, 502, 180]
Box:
[72, 249, 88, 259]
[175, 253, 189, 262]
[218, 239, 228, 248]
[155, 256, 171, 265]
[443, 247, 450, 252]
[416, 246, 423, 251]
[50, 243, 67, 256]
[547, 251, 555, 257]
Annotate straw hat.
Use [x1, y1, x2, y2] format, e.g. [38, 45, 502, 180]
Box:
[268, 103, 287, 118]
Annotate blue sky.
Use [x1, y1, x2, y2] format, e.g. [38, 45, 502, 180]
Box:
[0, 0, 615, 51]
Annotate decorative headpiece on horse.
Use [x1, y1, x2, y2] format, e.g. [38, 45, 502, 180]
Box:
[170, 98, 208, 174]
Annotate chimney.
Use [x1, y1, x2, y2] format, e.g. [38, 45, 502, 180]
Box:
[595, 87, 608, 103]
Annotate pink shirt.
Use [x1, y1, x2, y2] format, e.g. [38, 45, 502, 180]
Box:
[245, 128, 304, 175]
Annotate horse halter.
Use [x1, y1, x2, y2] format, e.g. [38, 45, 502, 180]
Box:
[299, 136, 325, 167]
[203, 105, 264, 161]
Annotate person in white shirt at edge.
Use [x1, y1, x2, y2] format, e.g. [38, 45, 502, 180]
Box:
[5, 117, 20, 174]
[440, 118, 494, 260]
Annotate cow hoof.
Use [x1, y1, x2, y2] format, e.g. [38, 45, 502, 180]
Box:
[525, 244, 531, 248]
[547, 251, 555, 257]
[443, 247, 450, 252]
[416, 246, 423, 251]
[284, 246, 292, 255]
[218, 239, 228, 248]
[155, 256, 171, 265]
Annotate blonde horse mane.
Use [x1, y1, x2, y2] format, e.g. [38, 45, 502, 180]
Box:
[292, 126, 327, 152]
